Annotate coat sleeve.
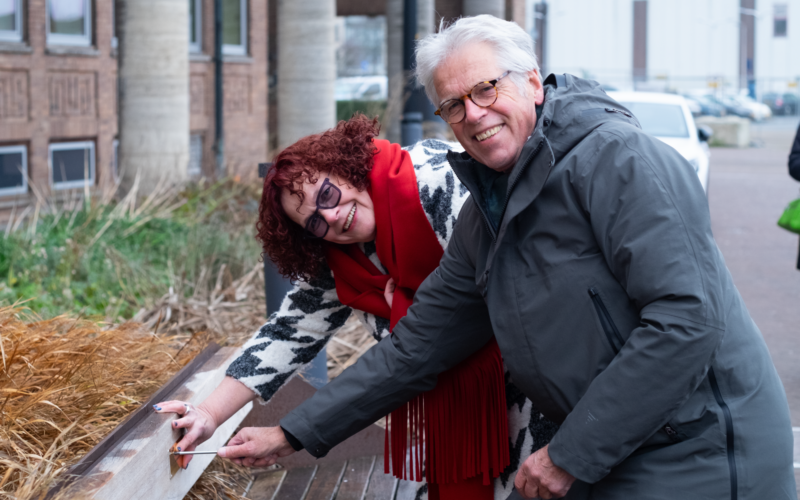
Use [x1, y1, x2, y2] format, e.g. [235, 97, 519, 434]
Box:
[547, 127, 728, 483]
[225, 266, 353, 401]
[790, 122, 800, 181]
[279, 201, 494, 458]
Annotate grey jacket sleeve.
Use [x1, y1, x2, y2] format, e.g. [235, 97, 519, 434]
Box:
[790, 122, 800, 181]
[547, 127, 727, 482]
[279, 201, 494, 457]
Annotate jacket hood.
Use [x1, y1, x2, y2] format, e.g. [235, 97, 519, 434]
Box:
[538, 74, 640, 164]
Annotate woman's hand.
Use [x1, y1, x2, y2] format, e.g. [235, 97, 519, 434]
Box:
[154, 401, 218, 469]
[384, 277, 396, 308]
[218, 426, 296, 468]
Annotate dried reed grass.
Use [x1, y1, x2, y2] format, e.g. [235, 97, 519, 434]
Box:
[0, 303, 221, 500]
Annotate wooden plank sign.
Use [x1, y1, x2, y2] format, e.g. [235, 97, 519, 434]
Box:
[63, 346, 253, 500]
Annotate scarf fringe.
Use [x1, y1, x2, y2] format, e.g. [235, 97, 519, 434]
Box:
[385, 338, 509, 486]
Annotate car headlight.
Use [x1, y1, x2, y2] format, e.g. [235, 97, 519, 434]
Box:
[688, 157, 701, 172]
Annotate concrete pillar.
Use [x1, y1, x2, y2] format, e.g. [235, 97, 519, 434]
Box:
[117, 0, 189, 194]
[277, 0, 336, 150]
[463, 0, 505, 19]
[386, 0, 403, 144]
[418, 0, 435, 35]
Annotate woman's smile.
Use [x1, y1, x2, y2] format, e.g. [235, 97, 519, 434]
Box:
[343, 204, 357, 232]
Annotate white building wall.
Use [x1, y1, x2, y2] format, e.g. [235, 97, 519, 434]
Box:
[754, 0, 800, 96]
[545, 0, 633, 89]
[647, 0, 740, 93]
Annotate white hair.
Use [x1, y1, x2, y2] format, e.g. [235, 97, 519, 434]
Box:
[415, 15, 540, 106]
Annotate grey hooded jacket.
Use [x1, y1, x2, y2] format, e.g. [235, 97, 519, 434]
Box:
[281, 75, 796, 499]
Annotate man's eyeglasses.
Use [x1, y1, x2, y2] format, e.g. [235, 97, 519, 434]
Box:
[304, 178, 342, 239]
[434, 71, 511, 124]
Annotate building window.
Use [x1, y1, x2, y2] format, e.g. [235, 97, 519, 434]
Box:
[0, 145, 27, 196]
[774, 4, 788, 37]
[222, 0, 247, 55]
[189, 134, 203, 177]
[50, 141, 95, 190]
[0, 0, 23, 43]
[47, 0, 92, 47]
[189, 0, 202, 52]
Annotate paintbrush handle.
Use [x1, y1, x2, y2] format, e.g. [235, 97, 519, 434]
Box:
[171, 450, 218, 455]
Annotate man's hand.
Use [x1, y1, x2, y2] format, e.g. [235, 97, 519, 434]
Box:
[218, 426, 296, 468]
[514, 445, 576, 499]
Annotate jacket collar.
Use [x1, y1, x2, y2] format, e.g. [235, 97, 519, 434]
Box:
[446, 73, 638, 241]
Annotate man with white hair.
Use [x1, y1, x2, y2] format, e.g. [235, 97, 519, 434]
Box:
[219, 15, 796, 499]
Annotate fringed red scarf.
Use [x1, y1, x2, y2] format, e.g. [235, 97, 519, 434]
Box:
[325, 140, 509, 489]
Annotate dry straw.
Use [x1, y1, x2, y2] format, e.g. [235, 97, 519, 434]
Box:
[0, 304, 254, 500]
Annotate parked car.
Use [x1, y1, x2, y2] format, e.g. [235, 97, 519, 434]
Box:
[683, 94, 726, 117]
[703, 94, 755, 120]
[334, 76, 388, 101]
[763, 92, 800, 116]
[729, 93, 772, 121]
[609, 91, 711, 193]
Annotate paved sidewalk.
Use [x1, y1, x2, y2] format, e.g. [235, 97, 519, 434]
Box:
[707, 116, 800, 494]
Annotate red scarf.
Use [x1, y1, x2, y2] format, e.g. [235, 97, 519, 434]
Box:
[326, 140, 509, 491]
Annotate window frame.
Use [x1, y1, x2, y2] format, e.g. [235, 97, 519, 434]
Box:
[112, 138, 119, 181]
[189, 0, 202, 53]
[49, 140, 96, 191]
[0, 144, 28, 197]
[222, 0, 247, 56]
[46, 0, 93, 47]
[0, 0, 23, 43]
[188, 134, 203, 177]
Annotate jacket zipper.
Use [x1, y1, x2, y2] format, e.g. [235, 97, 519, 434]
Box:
[587, 287, 625, 353]
[708, 367, 738, 500]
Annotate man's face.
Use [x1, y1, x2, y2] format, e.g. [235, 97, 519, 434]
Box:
[433, 42, 544, 172]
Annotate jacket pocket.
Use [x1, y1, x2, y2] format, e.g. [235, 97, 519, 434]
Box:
[588, 287, 625, 354]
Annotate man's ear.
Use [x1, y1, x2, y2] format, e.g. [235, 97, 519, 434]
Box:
[529, 69, 544, 105]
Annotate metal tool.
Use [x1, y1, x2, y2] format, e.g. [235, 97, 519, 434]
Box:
[170, 450, 218, 455]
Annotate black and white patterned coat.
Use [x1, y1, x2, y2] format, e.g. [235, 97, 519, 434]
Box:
[226, 139, 558, 499]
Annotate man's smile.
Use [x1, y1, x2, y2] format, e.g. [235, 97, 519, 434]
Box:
[475, 124, 503, 142]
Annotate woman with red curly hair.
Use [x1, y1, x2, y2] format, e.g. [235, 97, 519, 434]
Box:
[156, 114, 558, 500]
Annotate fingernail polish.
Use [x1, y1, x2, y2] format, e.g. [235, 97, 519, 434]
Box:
[173, 422, 177, 426]
[154, 406, 161, 411]
[177, 447, 182, 451]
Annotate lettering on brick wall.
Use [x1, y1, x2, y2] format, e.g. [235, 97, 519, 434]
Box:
[190, 74, 205, 115]
[224, 75, 250, 114]
[0, 70, 28, 120]
[48, 72, 96, 117]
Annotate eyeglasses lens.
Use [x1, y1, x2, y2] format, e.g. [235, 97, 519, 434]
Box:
[441, 82, 498, 124]
[304, 179, 342, 239]
[306, 214, 328, 238]
[317, 182, 341, 208]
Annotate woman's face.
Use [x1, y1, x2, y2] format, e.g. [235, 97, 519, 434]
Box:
[281, 171, 377, 244]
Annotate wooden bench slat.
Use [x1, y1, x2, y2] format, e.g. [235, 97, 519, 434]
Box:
[247, 470, 286, 500]
[333, 456, 375, 500]
[304, 462, 347, 500]
[273, 465, 317, 500]
[363, 456, 398, 500]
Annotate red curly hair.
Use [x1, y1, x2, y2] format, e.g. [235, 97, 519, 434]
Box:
[257, 113, 381, 281]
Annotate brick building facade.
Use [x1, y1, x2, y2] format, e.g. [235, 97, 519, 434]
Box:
[0, 0, 267, 211]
